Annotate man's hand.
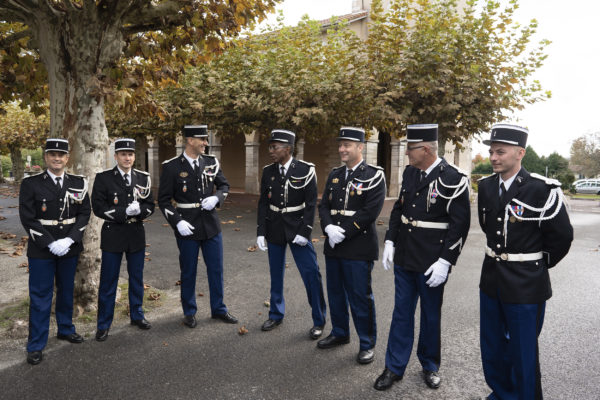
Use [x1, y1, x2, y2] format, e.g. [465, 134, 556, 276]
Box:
[201, 196, 219, 211]
[382, 240, 395, 270]
[177, 220, 195, 236]
[324, 224, 345, 248]
[126, 201, 141, 216]
[425, 259, 451, 287]
[49, 237, 74, 257]
[257, 236, 267, 251]
[292, 235, 309, 246]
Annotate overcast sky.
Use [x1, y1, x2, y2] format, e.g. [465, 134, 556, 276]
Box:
[256, 0, 600, 158]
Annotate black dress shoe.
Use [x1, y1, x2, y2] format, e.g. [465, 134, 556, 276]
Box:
[183, 315, 197, 328]
[95, 329, 109, 342]
[317, 334, 350, 349]
[131, 318, 152, 330]
[309, 326, 323, 340]
[261, 318, 282, 331]
[374, 367, 402, 391]
[211, 312, 238, 324]
[423, 370, 441, 389]
[57, 332, 84, 343]
[27, 351, 43, 365]
[357, 349, 375, 364]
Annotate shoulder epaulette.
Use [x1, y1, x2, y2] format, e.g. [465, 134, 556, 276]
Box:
[22, 172, 44, 180]
[101, 167, 114, 173]
[530, 172, 561, 187]
[162, 155, 179, 165]
[444, 162, 468, 176]
[477, 174, 496, 182]
[203, 154, 216, 158]
[332, 165, 345, 171]
[263, 163, 276, 169]
[133, 168, 149, 175]
[367, 163, 383, 171]
[296, 159, 315, 167]
[66, 173, 87, 179]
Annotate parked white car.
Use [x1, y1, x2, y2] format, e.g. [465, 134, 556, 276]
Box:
[575, 179, 600, 195]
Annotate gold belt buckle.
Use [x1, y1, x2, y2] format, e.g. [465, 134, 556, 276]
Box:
[195, 203, 201, 208]
[52, 220, 58, 225]
[500, 253, 508, 261]
[411, 221, 417, 227]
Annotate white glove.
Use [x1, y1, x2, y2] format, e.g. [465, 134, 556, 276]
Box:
[49, 237, 74, 257]
[176, 220, 195, 236]
[292, 235, 309, 246]
[126, 201, 141, 216]
[201, 196, 219, 211]
[257, 236, 267, 251]
[425, 259, 451, 287]
[324, 224, 345, 248]
[382, 240, 395, 270]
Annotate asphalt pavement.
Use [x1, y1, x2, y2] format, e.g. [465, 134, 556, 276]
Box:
[0, 189, 599, 400]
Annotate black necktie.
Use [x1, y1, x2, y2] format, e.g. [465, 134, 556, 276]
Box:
[193, 160, 200, 176]
[420, 171, 427, 182]
[499, 182, 507, 204]
[346, 168, 352, 180]
[55, 177, 61, 188]
[280, 165, 285, 178]
[123, 173, 130, 186]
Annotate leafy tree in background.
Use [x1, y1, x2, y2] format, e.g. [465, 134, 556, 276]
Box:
[0, 0, 280, 308]
[522, 145, 544, 174]
[570, 133, 600, 178]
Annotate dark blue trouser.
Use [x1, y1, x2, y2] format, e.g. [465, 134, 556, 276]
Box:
[27, 256, 78, 352]
[325, 256, 376, 351]
[480, 291, 546, 400]
[97, 249, 145, 330]
[267, 241, 326, 327]
[176, 233, 227, 316]
[385, 264, 445, 376]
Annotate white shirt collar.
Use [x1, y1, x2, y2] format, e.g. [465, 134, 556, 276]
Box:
[117, 166, 131, 178]
[423, 157, 442, 176]
[347, 159, 363, 173]
[499, 170, 519, 191]
[279, 157, 293, 174]
[46, 170, 65, 186]
[183, 152, 201, 169]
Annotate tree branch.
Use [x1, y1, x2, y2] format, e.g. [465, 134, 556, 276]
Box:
[0, 0, 35, 21]
[122, 0, 186, 27]
[0, 26, 32, 49]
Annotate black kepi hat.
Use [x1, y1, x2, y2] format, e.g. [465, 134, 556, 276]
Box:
[483, 123, 528, 148]
[183, 125, 208, 138]
[269, 129, 295, 145]
[337, 127, 365, 142]
[404, 124, 438, 142]
[45, 138, 69, 153]
[114, 138, 135, 152]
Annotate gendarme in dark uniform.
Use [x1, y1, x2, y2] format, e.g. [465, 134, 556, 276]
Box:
[375, 124, 471, 391]
[477, 124, 573, 400]
[18, 138, 91, 365]
[92, 138, 155, 341]
[256, 129, 326, 339]
[158, 125, 237, 327]
[317, 127, 386, 365]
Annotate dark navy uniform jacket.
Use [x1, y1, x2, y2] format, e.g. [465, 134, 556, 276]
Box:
[91, 167, 155, 253]
[385, 158, 471, 272]
[478, 168, 573, 304]
[158, 153, 229, 241]
[257, 158, 317, 245]
[319, 161, 386, 261]
[19, 171, 91, 259]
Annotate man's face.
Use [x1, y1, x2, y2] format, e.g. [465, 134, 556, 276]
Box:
[489, 142, 525, 176]
[115, 150, 135, 171]
[405, 143, 428, 169]
[44, 151, 69, 174]
[268, 142, 291, 164]
[187, 137, 208, 155]
[338, 140, 363, 166]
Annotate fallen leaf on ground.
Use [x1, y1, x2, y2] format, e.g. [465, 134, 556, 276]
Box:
[144, 257, 151, 261]
[311, 238, 319, 243]
[148, 292, 161, 301]
[162, 224, 169, 227]
[233, 228, 240, 231]
[264, 300, 270, 307]
[143, 284, 151, 290]
[0, 216, 5, 221]
[197, 293, 204, 297]
[238, 326, 249, 335]
[320, 235, 326, 238]
[236, 215, 242, 219]
[18, 262, 28, 268]
[145, 252, 151, 256]
[146, 243, 151, 247]
[163, 342, 169, 346]
[285, 263, 289, 268]
[175, 280, 182, 286]
[377, 220, 384, 225]
[247, 245, 257, 252]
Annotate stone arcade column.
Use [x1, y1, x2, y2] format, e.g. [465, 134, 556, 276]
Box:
[208, 130, 223, 160]
[364, 136, 379, 165]
[244, 131, 260, 194]
[388, 136, 406, 198]
[147, 139, 160, 195]
[295, 138, 305, 160]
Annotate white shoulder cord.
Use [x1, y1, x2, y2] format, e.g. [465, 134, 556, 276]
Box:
[134, 175, 152, 201]
[284, 166, 316, 205]
[503, 187, 565, 247]
[343, 169, 385, 211]
[202, 157, 220, 193]
[60, 177, 89, 220]
[428, 175, 470, 212]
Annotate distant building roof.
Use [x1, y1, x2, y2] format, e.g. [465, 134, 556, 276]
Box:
[319, 10, 369, 28]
